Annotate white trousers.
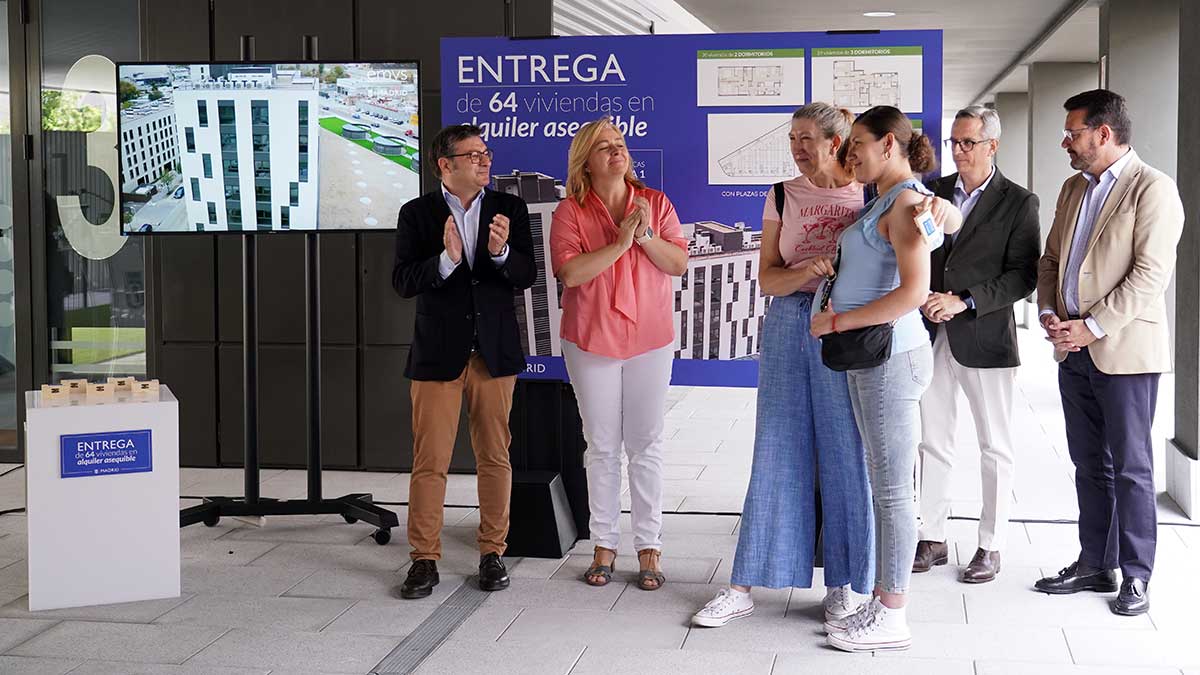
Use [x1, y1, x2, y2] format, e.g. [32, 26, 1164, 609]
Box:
[917, 328, 1016, 551]
[562, 339, 674, 552]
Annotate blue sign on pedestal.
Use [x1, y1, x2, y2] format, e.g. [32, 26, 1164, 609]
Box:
[60, 430, 153, 478]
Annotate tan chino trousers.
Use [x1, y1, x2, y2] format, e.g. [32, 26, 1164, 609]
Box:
[408, 352, 515, 560]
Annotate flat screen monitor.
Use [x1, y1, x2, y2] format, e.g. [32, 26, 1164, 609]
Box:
[116, 61, 420, 234]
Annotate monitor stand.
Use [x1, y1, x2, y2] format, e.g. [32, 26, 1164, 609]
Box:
[179, 233, 399, 544]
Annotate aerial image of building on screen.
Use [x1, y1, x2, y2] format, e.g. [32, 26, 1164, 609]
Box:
[118, 62, 419, 233]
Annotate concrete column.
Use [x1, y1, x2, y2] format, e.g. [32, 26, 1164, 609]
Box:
[1103, 0, 1181, 384]
[993, 93, 1030, 190]
[1101, 0, 1179, 179]
[1169, 0, 1198, 517]
[1027, 62, 1099, 243]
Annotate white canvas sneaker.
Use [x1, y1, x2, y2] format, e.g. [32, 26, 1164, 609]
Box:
[822, 585, 866, 633]
[826, 597, 912, 652]
[691, 588, 754, 627]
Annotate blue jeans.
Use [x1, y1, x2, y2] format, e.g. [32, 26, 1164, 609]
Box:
[846, 345, 933, 594]
[731, 292, 874, 593]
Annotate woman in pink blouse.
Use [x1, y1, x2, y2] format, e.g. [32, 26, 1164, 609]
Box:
[550, 117, 688, 591]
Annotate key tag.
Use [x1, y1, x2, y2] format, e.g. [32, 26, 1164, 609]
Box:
[913, 208, 939, 247]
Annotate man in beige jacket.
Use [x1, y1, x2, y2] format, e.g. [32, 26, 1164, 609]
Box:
[1033, 89, 1184, 617]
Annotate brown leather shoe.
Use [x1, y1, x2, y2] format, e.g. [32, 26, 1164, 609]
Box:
[912, 540, 949, 573]
[961, 548, 1001, 584]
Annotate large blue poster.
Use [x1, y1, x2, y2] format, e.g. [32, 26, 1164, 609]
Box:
[441, 31, 942, 386]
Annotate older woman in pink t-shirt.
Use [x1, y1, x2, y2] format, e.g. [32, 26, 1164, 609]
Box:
[550, 118, 688, 591]
[692, 103, 875, 630]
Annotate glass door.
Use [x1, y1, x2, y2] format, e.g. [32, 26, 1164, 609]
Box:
[38, 0, 146, 384]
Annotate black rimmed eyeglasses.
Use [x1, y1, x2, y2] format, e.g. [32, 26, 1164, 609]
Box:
[443, 149, 495, 164]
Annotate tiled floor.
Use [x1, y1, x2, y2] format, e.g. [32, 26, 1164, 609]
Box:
[0, 326, 1195, 673]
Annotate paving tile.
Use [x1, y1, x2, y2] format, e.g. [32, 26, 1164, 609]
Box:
[415, 640, 584, 675]
[611, 581, 788, 618]
[507, 556, 567, 580]
[1065, 627, 1200, 668]
[7, 621, 227, 664]
[964, 588, 1154, 629]
[499, 608, 689, 650]
[570, 645, 774, 675]
[186, 627, 399, 673]
[442, 605, 523, 644]
[0, 595, 192, 623]
[909, 563, 1046, 596]
[180, 563, 316, 597]
[282, 568, 464, 601]
[0, 618, 59, 653]
[683, 612, 827, 654]
[677, 495, 746, 513]
[0, 656, 80, 675]
[773, 654, 974, 675]
[320, 599, 440, 638]
[179, 540, 279, 567]
[68, 663, 269, 674]
[153, 595, 354, 632]
[975, 662, 1183, 675]
[875, 622, 1072, 663]
[247, 543, 407, 573]
[553, 554, 720, 585]
[481, 578, 626, 611]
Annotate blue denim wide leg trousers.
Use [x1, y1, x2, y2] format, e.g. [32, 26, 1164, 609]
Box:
[731, 292, 874, 593]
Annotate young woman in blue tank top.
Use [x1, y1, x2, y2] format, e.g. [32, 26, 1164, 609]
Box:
[810, 106, 963, 653]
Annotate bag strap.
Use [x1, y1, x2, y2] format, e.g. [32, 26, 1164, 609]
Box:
[773, 182, 785, 219]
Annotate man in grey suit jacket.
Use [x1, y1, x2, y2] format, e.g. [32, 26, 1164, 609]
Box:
[913, 106, 1041, 584]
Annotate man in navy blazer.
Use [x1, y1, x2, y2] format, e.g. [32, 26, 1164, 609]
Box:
[392, 124, 536, 599]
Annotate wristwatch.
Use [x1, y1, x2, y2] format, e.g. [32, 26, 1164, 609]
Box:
[635, 227, 654, 245]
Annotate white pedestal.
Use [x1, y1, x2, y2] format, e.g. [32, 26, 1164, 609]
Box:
[1167, 438, 1200, 521]
[24, 386, 180, 611]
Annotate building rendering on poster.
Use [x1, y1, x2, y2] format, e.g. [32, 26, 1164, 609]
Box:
[442, 31, 942, 385]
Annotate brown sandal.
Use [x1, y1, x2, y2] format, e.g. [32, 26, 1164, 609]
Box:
[636, 549, 665, 591]
[584, 546, 616, 586]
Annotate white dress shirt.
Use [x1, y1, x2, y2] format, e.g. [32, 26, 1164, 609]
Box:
[438, 183, 509, 279]
[1041, 148, 1135, 338]
[951, 165, 997, 309]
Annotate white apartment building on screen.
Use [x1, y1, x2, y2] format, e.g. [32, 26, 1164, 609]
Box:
[119, 106, 178, 193]
[171, 68, 321, 231]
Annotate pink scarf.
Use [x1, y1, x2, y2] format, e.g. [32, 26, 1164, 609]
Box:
[587, 187, 641, 322]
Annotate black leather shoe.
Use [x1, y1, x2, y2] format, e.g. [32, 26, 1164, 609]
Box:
[1112, 577, 1150, 616]
[399, 559, 439, 599]
[1035, 561, 1118, 595]
[478, 553, 510, 592]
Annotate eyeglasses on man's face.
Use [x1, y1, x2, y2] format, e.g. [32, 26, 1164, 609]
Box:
[444, 148, 494, 165]
[1061, 127, 1094, 143]
[944, 137, 993, 152]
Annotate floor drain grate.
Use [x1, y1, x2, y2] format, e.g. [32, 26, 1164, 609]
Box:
[371, 577, 493, 674]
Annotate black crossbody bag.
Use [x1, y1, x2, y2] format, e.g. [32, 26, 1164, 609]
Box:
[817, 246, 894, 371]
[775, 181, 892, 371]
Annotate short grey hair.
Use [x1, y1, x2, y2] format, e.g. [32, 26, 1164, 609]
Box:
[955, 105, 1001, 140]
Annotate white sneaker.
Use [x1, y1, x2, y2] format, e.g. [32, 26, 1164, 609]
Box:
[822, 585, 866, 633]
[691, 588, 754, 627]
[826, 597, 912, 652]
